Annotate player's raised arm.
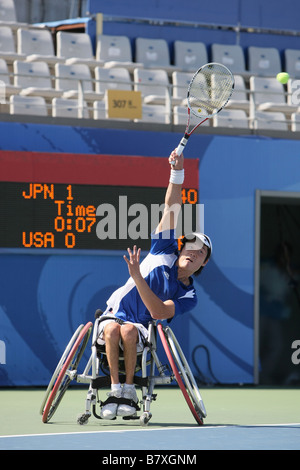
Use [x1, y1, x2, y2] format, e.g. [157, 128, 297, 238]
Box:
[155, 149, 184, 234]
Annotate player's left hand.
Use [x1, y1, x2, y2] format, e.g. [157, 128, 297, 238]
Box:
[123, 245, 142, 280]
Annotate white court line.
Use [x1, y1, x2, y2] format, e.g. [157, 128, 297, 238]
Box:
[0, 423, 299, 440]
[0, 426, 225, 440]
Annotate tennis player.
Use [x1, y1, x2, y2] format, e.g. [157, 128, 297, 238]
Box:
[97, 149, 212, 419]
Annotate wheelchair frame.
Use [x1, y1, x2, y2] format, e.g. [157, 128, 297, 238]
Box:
[40, 314, 207, 426]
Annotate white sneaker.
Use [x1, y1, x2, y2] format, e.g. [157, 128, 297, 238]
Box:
[100, 389, 122, 420]
[117, 386, 138, 417]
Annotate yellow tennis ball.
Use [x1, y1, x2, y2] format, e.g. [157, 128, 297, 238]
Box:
[276, 72, 290, 84]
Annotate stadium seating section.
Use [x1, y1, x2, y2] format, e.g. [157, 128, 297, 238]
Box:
[0, 0, 299, 131]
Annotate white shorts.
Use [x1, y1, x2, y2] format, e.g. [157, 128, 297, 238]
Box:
[96, 317, 149, 353]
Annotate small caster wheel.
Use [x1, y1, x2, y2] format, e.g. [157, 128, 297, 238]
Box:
[77, 412, 90, 425]
[140, 412, 152, 426]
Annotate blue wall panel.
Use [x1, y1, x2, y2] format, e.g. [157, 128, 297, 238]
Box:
[190, 136, 300, 383]
[1, 122, 300, 385]
[88, 0, 300, 31]
[88, 0, 240, 25]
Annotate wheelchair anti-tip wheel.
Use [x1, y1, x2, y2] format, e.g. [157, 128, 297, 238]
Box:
[139, 411, 152, 426]
[157, 323, 207, 425]
[41, 322, 93, 423]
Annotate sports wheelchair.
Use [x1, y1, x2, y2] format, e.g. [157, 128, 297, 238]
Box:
[40, 310, 207, 426]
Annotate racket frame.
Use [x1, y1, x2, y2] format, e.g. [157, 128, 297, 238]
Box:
[176, 62, 234, 156]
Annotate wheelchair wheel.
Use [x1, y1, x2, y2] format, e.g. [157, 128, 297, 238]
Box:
[157, 323, 206, 425]
[40, 324, 86, 415]
[41, 321, 93, 423]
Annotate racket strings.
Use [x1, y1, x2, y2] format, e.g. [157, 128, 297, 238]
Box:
[188, 64, 234, 118]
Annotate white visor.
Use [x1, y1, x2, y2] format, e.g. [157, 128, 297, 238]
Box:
[184, 232, 212, 254]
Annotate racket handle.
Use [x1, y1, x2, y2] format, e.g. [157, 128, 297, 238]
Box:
[176, 137, 188, 157]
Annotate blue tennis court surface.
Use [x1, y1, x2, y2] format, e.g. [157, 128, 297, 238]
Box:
[1, 423, 300, 450]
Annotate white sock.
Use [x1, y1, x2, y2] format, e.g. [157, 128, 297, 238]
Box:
[123, 383, 135, 391]
[111, 383, 121, 391]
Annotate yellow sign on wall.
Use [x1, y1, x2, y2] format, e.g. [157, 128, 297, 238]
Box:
[107, 90, 142, 120]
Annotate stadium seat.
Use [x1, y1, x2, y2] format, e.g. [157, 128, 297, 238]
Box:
[0, 26, 25, 63]
[10, 94, 48, 116]
[0, 0, 27, 29]
[134, 68, 181, 106]
[213, 109, 249, 128]
[226, 75, 249, 111]
[96, 34, 142, 72]
[94, 67, 132, 94]
[135, 104, 170, 124]
[172, 71, 193, 101]
[173, 40, 208, 71]
[250, 76, 297, 114]
[291, 112, 300, 131]
[0, 0, 14, 21]
[135, 37, 179, 74]
[0, 57, 20, 97]
[251, 110, 288, 131]
[93, 99, 106, 119]
[55, 63, 103, 101]
[17, 28, 65, 66]
[52, 98, 89, 119]
[56, 31, 103, 68]
[173, 105, 187, 126]
[211, 43, 249, 76]
[14, 60, 62, 98]
[284, 49, 300, 79]
[248, 46, 282, 77]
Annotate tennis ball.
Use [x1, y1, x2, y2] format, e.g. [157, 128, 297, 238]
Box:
[276, 72, 290, 84]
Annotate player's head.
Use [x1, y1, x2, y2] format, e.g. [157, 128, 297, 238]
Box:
[180, 232, 212, 275]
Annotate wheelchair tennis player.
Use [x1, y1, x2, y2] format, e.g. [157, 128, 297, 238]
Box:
[97, 149, 212, 420]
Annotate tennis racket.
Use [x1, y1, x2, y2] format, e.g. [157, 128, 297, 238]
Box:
[175, 62, 234, 157]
